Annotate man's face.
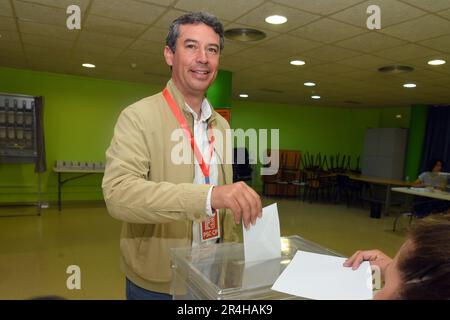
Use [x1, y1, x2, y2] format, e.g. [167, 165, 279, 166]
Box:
[164, 23, 220, 98]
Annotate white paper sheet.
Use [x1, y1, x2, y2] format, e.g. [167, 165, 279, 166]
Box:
[410, 187, 426, 192]
[271, 251, 373, 300]
[243, 203, 281, 263]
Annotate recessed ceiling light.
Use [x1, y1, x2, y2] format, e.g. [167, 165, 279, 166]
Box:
[311, 95, 321, 100]
[396, 114, 403, 119]
[304, 82, 316, 87]
[239, 94, 249, 98]
[290, 60, 305, 66]
[265, 15, 287, 25]
[82, 63, 96, 68]
[403, 83, 416, 88]
[428, 59, 446, 66]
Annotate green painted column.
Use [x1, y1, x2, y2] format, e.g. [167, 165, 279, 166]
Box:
[206, 70, 232, 108]
[405, 105, 428, 180]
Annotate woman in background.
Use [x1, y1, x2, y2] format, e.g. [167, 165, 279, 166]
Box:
[412, 159, 447, 189]
[411, 159, 449, 217]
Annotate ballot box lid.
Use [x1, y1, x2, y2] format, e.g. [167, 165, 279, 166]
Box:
[170, 235, 342, 300]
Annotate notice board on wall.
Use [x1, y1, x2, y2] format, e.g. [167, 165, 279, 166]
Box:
[361, 128, 408, 180]
[0, 93, 46, 171]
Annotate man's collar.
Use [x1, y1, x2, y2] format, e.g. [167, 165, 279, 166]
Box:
[166, 78, 216, 124]
[185, 99, 212, 122]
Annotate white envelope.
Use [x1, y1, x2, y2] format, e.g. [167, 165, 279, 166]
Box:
[242, 259, 281, 289]
[243, 203, 281, 263]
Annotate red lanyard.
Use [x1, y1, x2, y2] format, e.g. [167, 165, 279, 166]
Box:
[163, 88, 215, 184]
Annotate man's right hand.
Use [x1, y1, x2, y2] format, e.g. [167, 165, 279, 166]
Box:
[211, 182, 262, 230]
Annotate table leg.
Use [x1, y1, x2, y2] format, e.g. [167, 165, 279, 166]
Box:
[37, 172, 42, 216]
[58, 172, 62, 212]
[384, 184, 392, 216]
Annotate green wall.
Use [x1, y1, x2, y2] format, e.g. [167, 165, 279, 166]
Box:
[405, 105, 428, 180]
[0, 67, 162, 203]
[379, 107, 411, 128]
[230, 101, 411, 191]
[206, 70, 232, 108]
[0, 66, 412, 202]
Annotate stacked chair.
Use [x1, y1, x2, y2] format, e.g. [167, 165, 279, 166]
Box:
[262, 150, 364, 203]
[276, 150, 302, 197]
[302, 152, 335, 203]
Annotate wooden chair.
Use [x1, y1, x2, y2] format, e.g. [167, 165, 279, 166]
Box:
[261, 149, 280, 196]
[262, 149, 302, 197]
[277, 150, 301, 197]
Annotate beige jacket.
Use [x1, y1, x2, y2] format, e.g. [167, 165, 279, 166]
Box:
[102, 79, 239, 294]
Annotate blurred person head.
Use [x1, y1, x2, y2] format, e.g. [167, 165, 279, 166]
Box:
[428, 159, 443, 173]
[375, 215, 450, 300]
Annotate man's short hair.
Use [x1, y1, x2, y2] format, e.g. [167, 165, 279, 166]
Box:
[166, 11, 224, 53]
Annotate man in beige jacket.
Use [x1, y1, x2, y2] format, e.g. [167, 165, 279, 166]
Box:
[102, 12, 262, 300]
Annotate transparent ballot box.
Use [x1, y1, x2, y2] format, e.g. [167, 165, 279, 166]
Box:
[170, 235, 342, 300]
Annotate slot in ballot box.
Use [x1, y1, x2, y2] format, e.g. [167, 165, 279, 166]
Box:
[170, 235, 342, 300]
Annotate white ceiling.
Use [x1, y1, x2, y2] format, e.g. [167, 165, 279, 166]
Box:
[0, 0, 449, 108]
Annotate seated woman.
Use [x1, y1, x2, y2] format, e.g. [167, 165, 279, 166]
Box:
[411, 159, 449, 217]
[344, 215, 450, 299]
[412, 159, 447, 189]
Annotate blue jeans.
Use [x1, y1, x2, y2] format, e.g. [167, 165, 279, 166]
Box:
[126, 278, 172, 300]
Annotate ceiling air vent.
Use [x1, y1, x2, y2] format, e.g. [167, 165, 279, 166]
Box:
[259, 88, 284, 94]
[378, 65, 414, 74]
[224, 28, 266, 42]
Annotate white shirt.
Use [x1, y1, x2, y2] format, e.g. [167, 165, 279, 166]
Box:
[185, 99, 219, 247]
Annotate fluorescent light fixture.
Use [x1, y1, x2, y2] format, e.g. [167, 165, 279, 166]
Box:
[265, 15, 287, 25]
[82, 63, 96, 68]
[304, 82, 316, 87]
[290, 60, 305, 66]
[239, 94, 249, 98]
[396, 114, 402, 119]
[311, 95, 321, 100]
[403, 83, 416, 88]
[428, 59, 446, 66]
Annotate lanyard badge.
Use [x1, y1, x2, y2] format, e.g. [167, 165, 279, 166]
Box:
[163, 88, 220, 242]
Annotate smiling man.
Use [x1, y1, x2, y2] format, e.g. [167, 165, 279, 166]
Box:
[102, 12, 262, 300]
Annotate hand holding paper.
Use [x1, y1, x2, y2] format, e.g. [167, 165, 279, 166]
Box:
[211, 182, 262, 229]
